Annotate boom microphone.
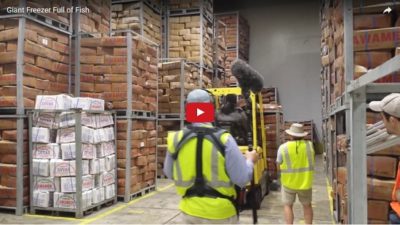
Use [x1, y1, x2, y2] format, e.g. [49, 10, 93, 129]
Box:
[231, 59, 264, 94]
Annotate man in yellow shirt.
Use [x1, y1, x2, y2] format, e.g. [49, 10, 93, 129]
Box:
[277, 123, 315, 224]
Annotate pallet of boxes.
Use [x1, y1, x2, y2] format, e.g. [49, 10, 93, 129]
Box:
[261, 88, 283, 181]
[30, 94, 117, 218]
[215, 12, 250, 86]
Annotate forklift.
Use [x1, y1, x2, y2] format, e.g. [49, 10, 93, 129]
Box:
[207, 87, 270, 209]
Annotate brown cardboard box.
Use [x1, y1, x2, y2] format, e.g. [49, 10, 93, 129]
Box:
[337, 167, 347, 184]
[367, 156, 397, 178]
[368, 178, 395, 201]
[354, 27, 400, 51]
[367, 200, 389, 221]
[354, 51, 392, 69]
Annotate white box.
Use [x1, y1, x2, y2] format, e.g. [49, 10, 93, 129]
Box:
[32, 191, 52, 207]
[97, 142, 115, 157]
[96, 170, 115, 187]
[71, 97, 104, 111]
[53, 191, 92, 209]
[92, 187, 105, 204]
[82, 126, 95, 144]
[33, 144, 60, 159]
[96, 127, 115, 143]
[82, 113, 97, 128]
[33, 159, 50, 176]
[35, 94, 72, 110]
[61, 175, 94, 193]
[33, 176, 60, 192]
[105, 184, 115, 199]
[32, 127, 51, 143]
[105, 154, 116, 172]
[56, 127, 75, 143]
[96, 114, 114, 128]
[58, 112, 76, 128]
[34, 113, 57, 129]
[60, 143, 97, 160]
[90, 158, 106, 175]
[50, 160, 75, 177]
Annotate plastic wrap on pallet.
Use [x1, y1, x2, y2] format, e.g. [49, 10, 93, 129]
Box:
[33, 144, 61, 159]
[32, 191, 53, 208]
[60, 175, 95, 193]
[33, 176, 61, 192]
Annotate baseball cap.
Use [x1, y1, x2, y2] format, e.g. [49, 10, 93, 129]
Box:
[186, 89, 211, 103]
[369, 93, 400, 118]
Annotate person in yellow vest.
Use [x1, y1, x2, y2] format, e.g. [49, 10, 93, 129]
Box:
[163, 89, 258, 224]
[277, 123, 315, 224]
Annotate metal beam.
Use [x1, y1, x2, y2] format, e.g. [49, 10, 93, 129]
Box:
[73, 0, 81, 96]
[348, 87, 368, 224]
[366, 83, 400, 94]
[348, 55, 400, 93]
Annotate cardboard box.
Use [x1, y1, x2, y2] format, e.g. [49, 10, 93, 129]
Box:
[57, 112, 76, 128]
[92, 187, 105, 204]
[105, 184, 115, 199]
[35, 94, 72, 110]
[367, 156, 397, 178]
[32, 159, 50, 176]
[49, 160, 89, 177]
[60, 143, 97, 160]
[368, 200, 389, 221]
[96, 170, 115, 187]
[81, 113, 97, 128]
[33, 176, 60, 192]
[70, 97, 104, 111]
[105, 154, 116, 171]
[32, 191, 52, 207]
[53, 191, 92, 209]
[60, 175, 94, 193]
[34, 113, 57, 128]
[354, 27, 400, 51]
[368, 178, 395, 201]
[96, 114, 114, 128]
[31, 127, 51, 143]
[33, 144, 61, 159]
[90, 158, 106, 175]
[97, 142, 115, 157]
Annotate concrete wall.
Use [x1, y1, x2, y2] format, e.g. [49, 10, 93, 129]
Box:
[239, 0, 322, 141]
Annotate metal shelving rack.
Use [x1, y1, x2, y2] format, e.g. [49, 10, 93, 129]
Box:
[321, 0, 400, 223]
[213, 19, 227, 85]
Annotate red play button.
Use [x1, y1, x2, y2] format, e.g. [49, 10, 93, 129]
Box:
[186, 103, 215, 123]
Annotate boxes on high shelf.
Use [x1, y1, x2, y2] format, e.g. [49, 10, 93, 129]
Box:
[367, 178, 395, 201]
[79, 0, 111, 36]
[0, 19, 70, 109]
[368, 200, 389, 222]
[0, 118, 29, 207]
[112, 1, 161, 45]
[167, 0, 213, 15]
[79, 35, 158, 112]
[156, 120, 180, 177]
[116, 119, 157, 196]
[367, 156, 397, 179]
[158, 61, 211, 114]
[168, 15, 213, 68]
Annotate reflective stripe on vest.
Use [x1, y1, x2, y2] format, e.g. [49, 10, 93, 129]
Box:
[280, 141, 314, 174]
[391, 162, 400, 216]
[280, 141, 314, 190]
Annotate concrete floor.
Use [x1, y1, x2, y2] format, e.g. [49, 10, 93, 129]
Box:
[0, 155, 334, 224]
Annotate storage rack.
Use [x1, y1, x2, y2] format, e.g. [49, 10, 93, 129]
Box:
[321, 0, 400, 223]
[213, 19, 227, 85]
[165, 0, 214, 87]
[28, 109, 118, 218]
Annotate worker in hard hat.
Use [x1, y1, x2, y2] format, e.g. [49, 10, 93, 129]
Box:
[215, 94, 249, 146]
[277, 123, 315, 224]
[163, 89, 258, 224]
[369, 93, 400, 223]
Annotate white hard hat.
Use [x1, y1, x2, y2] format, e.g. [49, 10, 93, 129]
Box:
[186, 89, 211, 103]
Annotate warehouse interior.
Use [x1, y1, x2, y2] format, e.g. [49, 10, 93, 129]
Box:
[0, 0, 399, 224]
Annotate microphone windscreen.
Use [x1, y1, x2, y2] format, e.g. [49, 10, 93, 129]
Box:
[231, 59, 264, 93]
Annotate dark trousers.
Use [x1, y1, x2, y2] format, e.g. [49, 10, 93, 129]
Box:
[390, 212, 400, 224]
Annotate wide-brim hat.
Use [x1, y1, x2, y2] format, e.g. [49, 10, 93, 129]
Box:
[285, 123, 308, 138]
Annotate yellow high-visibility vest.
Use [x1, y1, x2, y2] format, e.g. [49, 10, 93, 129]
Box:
[167, 127, 237, 219]
[279, 140, 315, 190]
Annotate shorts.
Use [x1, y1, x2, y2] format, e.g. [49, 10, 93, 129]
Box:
[281, 186, 312, 205]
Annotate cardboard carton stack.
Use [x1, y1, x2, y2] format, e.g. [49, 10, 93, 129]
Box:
[215, 12, 250, 84]
[167, 0, 213, 17]
[214, 19, 227, 76]
[79, 0, 111, 36]
[116, 119, 157, 196]
[78, 35, 158, 112]
[111, 1, 162, 46]
[261, 88, 278, 105]
[31, 94, 116, 210]
[158, 61, 211, 114]
[168, 15, 213, 68]
[0, 19, 70, 109]
[0, 118, 29, 208]
[157, 121, 181, 177]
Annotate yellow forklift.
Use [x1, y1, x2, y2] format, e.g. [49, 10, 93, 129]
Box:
[207, 87, 270, 209]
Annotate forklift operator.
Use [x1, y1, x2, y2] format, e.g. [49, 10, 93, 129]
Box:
[216, 94, 249, 146]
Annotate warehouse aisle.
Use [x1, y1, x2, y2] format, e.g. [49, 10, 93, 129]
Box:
[0, 155, 333, 224]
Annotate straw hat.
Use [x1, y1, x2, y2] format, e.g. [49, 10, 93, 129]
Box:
[285, 123, 308, 138]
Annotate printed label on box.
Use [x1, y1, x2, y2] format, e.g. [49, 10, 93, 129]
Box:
[34, 176, 60, 192]
[33, 144, 60, 159]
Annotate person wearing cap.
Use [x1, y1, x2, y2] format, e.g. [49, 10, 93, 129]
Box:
[369, 93, 400, 136]
[369, 93, 400, 223]
[163, 89, 258, 224]
[277, 123, 315, 224]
